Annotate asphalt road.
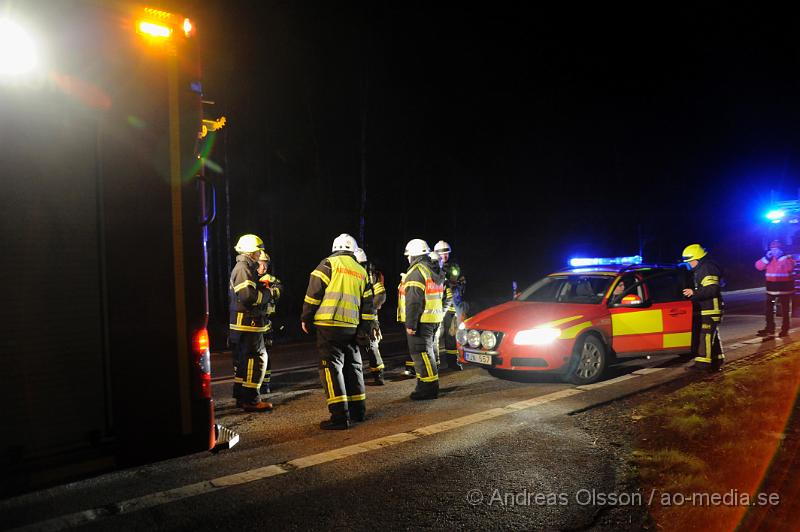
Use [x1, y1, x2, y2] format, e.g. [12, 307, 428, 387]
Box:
[2, 288, 794, 531]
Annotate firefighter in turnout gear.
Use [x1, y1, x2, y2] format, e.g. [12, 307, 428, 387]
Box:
[756, 240, 795, 337]
[229, 234, 273, 412]
[302, 234, 376, 429]
[354, 247, 387, 385]
[257, 252, 283, 396]
[399, 239, 445, 400]
[434, 240, 463, 370]
[681, 244, 725, 371]
[429, 252, 446, 367]
[397, 271, 416, 377]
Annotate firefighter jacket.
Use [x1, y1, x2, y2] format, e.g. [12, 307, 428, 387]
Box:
[229, 254, 271, 333]
[398, 255, 445, 330]
[755, 254, 796, 295]
[302, 252, 375, 330]
[443, 285, 455, 314]
[258, 273, 283, 322]
[689, 256, 724, 321]
[370, 268, 387, 311]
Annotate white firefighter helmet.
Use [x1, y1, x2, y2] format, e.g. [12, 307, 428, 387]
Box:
[429, 251, 443, 267]
[354, 247, 368, 263]
[404, 238, 430, 258]
[434, 240, 451, 254]
[234, 234, 264, 253]
[332, 233, 358, 253]
[258, 250, 270, 262]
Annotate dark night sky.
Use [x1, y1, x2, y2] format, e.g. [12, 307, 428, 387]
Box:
[181, 1, 800, 340]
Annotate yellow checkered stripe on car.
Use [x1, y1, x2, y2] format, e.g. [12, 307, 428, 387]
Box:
[610, 309, 691, 348]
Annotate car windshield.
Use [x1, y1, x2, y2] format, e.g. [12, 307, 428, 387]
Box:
[517, 275, 614, 304]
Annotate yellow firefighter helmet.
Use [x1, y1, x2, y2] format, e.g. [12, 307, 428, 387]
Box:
[234, 234, 264, 253]
[681, 244, 707, 262]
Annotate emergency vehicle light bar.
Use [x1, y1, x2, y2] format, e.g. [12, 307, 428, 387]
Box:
[569, 255, 643, 267]
[136, 7, 194, 40]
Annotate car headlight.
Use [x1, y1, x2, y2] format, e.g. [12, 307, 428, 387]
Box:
[513, 327, 561, 345]
[480, 330, 497, 350]
[467, 329, 481, 348]
[456, 326, 467, 345]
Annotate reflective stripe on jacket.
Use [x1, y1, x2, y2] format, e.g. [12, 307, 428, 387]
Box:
[229, 254, 270, 332]
[398, 258, 444, 328]
[302, 253, 374, 329]
[691, 257, 724, 321]
[755, 255, 796, 295]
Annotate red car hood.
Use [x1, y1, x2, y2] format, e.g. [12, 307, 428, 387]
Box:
[464, 300, 605, 332]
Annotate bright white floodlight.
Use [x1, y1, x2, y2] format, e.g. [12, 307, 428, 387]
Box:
[0, 18, 38, 76]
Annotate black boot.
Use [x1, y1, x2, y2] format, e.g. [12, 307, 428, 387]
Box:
[410, 380, 439, 400]
[320, 415, 351, 430]
[350, 404, 367, 423]
[757, 328, 775, 337]
[374, 369, 386, 386]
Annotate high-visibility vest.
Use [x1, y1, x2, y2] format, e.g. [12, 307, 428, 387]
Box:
[397, 263, 444, 324]
[313, 255, 367, 328]
[396, 273, 406, 323]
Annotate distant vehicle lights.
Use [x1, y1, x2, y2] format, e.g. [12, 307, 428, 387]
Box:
[568, 255, 643, 267]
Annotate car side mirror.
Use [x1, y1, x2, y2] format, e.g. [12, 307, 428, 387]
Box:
[610, 294, 649, 308]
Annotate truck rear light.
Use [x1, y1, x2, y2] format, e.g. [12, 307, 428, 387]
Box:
[137, 20, 172, 39]
[192, 328, 211, 399]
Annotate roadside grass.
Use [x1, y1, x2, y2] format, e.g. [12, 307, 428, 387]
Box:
[631, 344, 800, 531]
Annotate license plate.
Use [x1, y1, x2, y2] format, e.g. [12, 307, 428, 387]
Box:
[465, 352, 493, 365]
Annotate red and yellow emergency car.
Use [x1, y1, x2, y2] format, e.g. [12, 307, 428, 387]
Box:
[457, 262, 695, 384]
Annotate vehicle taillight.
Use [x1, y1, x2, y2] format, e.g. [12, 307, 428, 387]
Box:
[192, 328, 211, 399]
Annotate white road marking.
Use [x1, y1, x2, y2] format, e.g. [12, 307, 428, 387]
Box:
[504, 388, 584, 410]
[576, 374, 639, 390]
[743, 338, 767, 344]
[631, 368, 666, 375]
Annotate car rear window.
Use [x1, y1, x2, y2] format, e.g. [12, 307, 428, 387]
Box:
[518, 275, 614, 304]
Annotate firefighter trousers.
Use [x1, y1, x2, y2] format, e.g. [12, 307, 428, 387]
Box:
[765, 293, 792, 332]
[407, 326, 439, 392]
[231, 331, 268, 404]
[695, 316, 724, 369]
[357, 327, 384, 374]
[441, 312, 459, 367]
[317, 327, 366, 421]
[259, 332, 273, 395]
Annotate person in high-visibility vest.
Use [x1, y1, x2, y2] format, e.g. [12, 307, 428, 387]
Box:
[397, 272, 417, 377]
[354, 247, 387, 385]
[256, 251, 282, 396]
[755, 240, 795, 337]
[399, 238, 445, 400]
[301, 233, 376, 430]
[681, 244, 725, 372]
[229, 235, 273, 412]
[434, 240, 463, 370]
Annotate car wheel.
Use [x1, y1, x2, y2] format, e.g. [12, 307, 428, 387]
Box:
[564, 335, 607, 385]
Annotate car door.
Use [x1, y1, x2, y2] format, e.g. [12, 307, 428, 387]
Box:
[608, 270, 694, 355]
[642, 270, 694, 354]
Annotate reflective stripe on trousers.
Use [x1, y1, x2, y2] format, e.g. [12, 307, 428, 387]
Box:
[695, 316, 724, 365]
[316, 327, 366, 419]
[407, 331, 439, 383]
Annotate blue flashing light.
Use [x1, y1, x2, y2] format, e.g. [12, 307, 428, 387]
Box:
[766, 210, 785, 221]
[569, 255, 643, 267]
[772, 219, 782, 224]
